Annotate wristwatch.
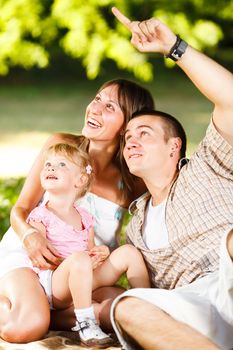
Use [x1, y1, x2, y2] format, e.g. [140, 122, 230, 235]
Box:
[165, 35, 188, 62]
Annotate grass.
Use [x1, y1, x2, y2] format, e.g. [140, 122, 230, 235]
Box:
[0, 177, 25, 238]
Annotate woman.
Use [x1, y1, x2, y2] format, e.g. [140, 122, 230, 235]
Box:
[0, 78, 154, 343]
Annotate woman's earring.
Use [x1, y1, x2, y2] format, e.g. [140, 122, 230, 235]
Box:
[170, 152, 174, 158]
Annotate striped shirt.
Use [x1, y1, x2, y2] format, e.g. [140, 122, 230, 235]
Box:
[127, 120, 233, 289]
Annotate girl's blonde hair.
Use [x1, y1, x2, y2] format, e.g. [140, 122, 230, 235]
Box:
[45, 143, 94, 198]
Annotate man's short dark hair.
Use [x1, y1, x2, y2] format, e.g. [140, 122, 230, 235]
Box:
[132, 109, 187, 158]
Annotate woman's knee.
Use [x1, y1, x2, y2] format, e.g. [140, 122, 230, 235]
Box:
[0, 269, 50, 342]
[1, 309, 50, 343]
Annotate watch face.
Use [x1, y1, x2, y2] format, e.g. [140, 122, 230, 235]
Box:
[170, 40, 188, 61]
[172, 50, 179, 61]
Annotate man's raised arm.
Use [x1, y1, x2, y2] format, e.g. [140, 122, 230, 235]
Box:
[112, 7, 233, 145]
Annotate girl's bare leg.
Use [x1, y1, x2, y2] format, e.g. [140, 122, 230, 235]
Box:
[50, 286, 124, 331]
[0, 268, 50, 343]
[93, 286, 125, 331]
[51, 251, 93, 309]
[52, 252, 114, 347]
[93, 244, 150, 290]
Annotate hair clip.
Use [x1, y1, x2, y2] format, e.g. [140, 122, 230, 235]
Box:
[86, 164, 92, 174]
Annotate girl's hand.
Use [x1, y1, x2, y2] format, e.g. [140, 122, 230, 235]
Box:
[89, 245, 110, 264]
[23, 230, 63, 270]
[90, 254, 103, 270]
[112, 7, 176, 56]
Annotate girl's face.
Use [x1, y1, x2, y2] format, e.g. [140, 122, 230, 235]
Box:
[82, 84, 125, 143]
[40, 154, 84, 193]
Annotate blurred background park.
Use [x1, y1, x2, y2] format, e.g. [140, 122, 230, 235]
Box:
[0, 0, 233, 236]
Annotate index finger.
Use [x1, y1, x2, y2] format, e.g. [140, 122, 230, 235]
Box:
[112, 7, 132, 30]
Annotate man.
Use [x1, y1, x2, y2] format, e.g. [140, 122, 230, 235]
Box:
[111, 7, 233, 350]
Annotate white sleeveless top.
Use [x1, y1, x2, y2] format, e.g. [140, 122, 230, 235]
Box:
[142, 198, 169, 250]
[77, 192, 126, 248]
[0, 192, 126, 279]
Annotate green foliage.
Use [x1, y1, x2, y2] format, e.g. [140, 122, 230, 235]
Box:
[0, 177, 24, 239]
[0, 0, 232, 80]
[0, 0, 50, 74]
[153, 8, 223, 50]
[51, 0, 153, 80]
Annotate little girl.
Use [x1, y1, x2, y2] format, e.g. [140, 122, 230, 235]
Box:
[26, 143, 150, 348]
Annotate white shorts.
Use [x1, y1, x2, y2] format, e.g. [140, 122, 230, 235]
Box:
[111, 230, 233, 350]
[38, 269, 54, 309]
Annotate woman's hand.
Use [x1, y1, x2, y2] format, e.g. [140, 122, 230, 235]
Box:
[112, 7, 176, 56]
[89, 245, 110, 269]
[23, 230, 63, 270]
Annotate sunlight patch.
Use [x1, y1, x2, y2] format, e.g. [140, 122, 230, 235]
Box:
[0, 132, 49, 178]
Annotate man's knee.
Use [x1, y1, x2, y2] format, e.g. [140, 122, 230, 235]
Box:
[115, 295, 166, 328]
[115, 297, 140, 327]
[227, 229, 233, 259]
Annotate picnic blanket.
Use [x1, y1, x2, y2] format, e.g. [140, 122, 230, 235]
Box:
[0, 331, 121, 350]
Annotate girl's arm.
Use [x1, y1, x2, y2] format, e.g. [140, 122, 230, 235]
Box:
[88, 228, 110, 269]
[87, 227, 95, 251]
[11, 132, 80, 268]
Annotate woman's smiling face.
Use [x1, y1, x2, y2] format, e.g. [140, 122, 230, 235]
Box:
[82, 84, 125, 143]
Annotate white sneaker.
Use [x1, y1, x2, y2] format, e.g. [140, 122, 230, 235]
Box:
[72, 318, 115, 348]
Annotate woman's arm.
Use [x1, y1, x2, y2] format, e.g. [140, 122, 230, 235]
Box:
[11, 132, 81, 268]
[112, 7, 233, 145]
[26, 220, 49, 267]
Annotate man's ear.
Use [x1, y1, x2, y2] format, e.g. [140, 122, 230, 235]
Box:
[74, 174, 88, 189]
[169, 137, 182, 154]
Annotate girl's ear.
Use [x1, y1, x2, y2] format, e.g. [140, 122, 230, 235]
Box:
[74, 173, 88, 189]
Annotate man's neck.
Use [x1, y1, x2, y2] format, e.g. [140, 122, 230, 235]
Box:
[145, 171, 178, 206]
